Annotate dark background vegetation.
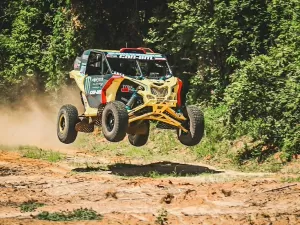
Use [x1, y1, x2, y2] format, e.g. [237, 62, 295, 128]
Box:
[0, 0, 299, 165]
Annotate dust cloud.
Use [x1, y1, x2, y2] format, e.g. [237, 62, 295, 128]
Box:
[0, 85, 84, 149]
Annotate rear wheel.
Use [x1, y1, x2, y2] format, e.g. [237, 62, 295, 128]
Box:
[128, 121, 150, 147]
[177, 105, 204, 146]
[57, 104, 79, 144]
[102, 101, 128, 142]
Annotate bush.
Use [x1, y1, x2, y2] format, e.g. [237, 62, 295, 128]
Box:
[225, 45, 300, 159]
[36, 208, 102, 221]
[192, 105, 230, 159]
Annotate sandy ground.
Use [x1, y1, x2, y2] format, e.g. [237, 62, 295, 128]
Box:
[0, 149, 299, 225]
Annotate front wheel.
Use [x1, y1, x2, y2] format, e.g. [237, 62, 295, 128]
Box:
[177, 105, 204, 146]
[57, 104, 79, 144]
[128, 121, 150, 147]
[102, 101, 129, 142]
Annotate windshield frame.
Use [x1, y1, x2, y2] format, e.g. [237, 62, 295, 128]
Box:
[105, 52, 173, 79]
[136, 59, 172, 78]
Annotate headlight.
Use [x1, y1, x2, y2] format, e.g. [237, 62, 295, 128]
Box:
[151, 86, 168, 97]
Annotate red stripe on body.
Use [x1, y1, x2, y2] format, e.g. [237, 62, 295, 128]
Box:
[177, 78, 183, 107]
[101, 76, 123, 104]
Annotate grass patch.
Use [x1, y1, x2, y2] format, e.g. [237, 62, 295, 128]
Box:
[147, 170, 169, 178]
[36, 208, 102, 221]
[235, 157, 283, 173]
[281, 176, 300, 183]
[189, 105, 288, 173]
[75, 134, 150, 156]
[20, 200, 45, 212]
[191, 105, 231, 161]
[75, 127, 195, 164]
[155, 208, 168, 225]
[18, 146, 64, 162]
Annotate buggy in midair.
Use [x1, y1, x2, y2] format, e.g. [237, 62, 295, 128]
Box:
[57, 47, 204, 146]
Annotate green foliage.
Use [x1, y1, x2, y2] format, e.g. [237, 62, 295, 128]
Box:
[20, 200, 45, 213]
[18, 146, 64, 162]
[281, 176, 300, 183]
[36, 208, 102, 221]
[225, 10, 300, 159]
[149, 125, 179, 154]
[146, 0, 272, 103]
[0, 0, 76, 92]
[155, 208, 168, 225]
[192, 105, 229, 159]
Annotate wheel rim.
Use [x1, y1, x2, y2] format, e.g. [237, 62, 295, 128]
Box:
[106, 110, 115, 132]
[59, 114, 66, 133]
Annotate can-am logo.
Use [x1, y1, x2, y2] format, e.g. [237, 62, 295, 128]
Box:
[90, 90, 101, 95]
[118, 55, 154, 60]
[121, 85, 134, 93]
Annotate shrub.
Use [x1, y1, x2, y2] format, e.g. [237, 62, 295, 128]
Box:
[225, 45, 300, 160]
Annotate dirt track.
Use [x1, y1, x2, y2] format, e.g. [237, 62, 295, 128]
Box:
[0, 149, 299, 225]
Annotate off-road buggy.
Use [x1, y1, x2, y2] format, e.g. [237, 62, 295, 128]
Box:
[57, 47, 204, 146]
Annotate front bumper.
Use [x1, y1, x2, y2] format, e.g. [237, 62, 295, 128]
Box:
[128, 101, 188, 132]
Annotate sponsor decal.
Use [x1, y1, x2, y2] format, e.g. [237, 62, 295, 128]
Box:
[85, 76, 92, 93]
[92, 77, 104, 82]
[118, 54, 155, 60]
[106, 53, 166, 61]
[90, 90, 102, 95]
[121, 84, 134, 93]
[85, 76, 106, 95]
[107, 54, 118, 58]
[112, 71, 125, 77]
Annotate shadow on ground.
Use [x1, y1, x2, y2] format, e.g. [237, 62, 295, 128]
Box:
[72, 161, 223, 177]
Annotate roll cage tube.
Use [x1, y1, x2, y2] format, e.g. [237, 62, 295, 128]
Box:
[103, 53, 114, 74]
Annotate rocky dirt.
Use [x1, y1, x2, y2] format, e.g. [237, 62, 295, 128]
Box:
[0, 149, 299, 225]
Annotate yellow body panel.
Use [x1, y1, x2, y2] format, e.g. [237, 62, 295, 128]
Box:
[105, 78, 124, 102]
[70, 70, 85, 93]
[69, 70, 98, 117]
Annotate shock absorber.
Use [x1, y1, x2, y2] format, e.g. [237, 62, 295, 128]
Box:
[126, 91, 137, 110]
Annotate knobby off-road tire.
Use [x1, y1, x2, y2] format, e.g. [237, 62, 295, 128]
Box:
[177, 105, 204, 146]
[128, 120, 150, 147]
[102, 101, 129, 142]
[57, 104, 79, 144]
